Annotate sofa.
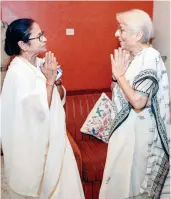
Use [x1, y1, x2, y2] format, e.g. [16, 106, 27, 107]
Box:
[65, 88, 112, 199]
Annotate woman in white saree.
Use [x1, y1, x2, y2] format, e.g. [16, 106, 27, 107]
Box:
[99, 10, 170, 199]
[1, 18, 85, 199]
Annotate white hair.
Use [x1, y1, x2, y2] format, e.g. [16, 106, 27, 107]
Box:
[116, 9, 154, 43]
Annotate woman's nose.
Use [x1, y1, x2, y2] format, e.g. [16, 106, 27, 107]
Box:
[115, 29, 120, 37]
[43, 35, 47, 42]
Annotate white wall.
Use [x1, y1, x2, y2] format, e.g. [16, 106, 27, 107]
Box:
[152, 1, 170, 81]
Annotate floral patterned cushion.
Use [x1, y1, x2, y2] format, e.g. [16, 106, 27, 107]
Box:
[80, 93, 113, 143]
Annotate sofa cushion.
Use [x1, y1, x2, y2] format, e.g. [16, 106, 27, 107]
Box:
[81, 93, 113, 143]
[77, 137, 108, 182]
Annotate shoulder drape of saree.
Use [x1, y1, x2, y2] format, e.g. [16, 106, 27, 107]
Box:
[131, 50, 170, 199]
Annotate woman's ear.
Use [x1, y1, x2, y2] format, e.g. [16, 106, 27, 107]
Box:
[135, 31, 143, 42]
[18, 41, 28, 52]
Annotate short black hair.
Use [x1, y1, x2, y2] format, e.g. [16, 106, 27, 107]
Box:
[5, 18, 35, 56]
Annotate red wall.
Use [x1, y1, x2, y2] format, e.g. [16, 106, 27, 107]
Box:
[2, 1, 153, 91]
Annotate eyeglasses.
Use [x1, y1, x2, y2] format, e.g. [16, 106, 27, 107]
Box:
[117, 27, 126, 34]
[117, 26, 130, 34]
[28, 31, 45, 42]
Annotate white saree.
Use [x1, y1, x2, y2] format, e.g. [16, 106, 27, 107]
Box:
[99, 47, 170, 199]
[1, 56, 85, 199]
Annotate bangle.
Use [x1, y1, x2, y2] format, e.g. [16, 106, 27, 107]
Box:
[46, 82, 54, 86]
[117, 75, 124, 81]
[112, 77, 117, 82]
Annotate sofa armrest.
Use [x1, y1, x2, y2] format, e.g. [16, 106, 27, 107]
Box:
[66, 130, 83, 179]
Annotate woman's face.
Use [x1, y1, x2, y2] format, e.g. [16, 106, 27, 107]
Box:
[26, 22, 47, 55]
[115, 22, 136, 51]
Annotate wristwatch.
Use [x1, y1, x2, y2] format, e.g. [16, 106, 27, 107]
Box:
[55, 79, 62, 86]
[112, 77, 117, 82]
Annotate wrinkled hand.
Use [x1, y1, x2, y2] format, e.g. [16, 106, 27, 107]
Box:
[40, 51, 60, 85]
[111, 48, 131, 80]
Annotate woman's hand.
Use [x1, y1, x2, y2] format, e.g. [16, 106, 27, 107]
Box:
[111, 48, 131, 80]
[40, 51, 60, 85]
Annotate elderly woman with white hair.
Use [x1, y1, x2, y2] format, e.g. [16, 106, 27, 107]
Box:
[99, 9, 170, 199]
